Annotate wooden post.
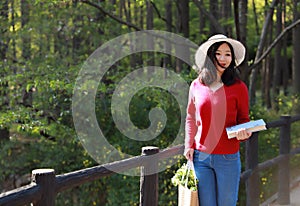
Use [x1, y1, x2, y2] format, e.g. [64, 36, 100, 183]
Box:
[245, 132, 260, 206]
[140, 146, 159, 206]
[278, 115, 291, 205]
[31, 169, 56, 206]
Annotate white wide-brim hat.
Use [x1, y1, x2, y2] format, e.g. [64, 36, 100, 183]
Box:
[195, 34, 246, 70]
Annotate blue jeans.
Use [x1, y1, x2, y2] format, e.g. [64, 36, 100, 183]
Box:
[193, 150, 241, 206]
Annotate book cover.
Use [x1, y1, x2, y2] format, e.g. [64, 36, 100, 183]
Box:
[226, 119, 267, 139]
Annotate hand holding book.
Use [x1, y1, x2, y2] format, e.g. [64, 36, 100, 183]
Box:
[226, 119, 267, 139]
[233, 128, 252, 140]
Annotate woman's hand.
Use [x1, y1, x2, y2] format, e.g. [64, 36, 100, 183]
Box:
[184, 148, 194, 161]
[236, 128, 252, 141]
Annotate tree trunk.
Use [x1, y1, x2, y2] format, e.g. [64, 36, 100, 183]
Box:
[0, 0, 9, 141]
[139, 2, 144, 29]
[193, 0, 224, 34]
[146, 0, 153, 31]
[263, 57, 272, 109]
[281, 0, 288, 95]
[221, 0, 232, 36]
[134, 2, 143, 68]
[263, 20, 274, 109]
[252, 0, 260, 35]
[179, 0, 189, 38]
[238, 0, 248, 45]
[209, 0, 219, 35]
[133, 0, 139, 28]
[199, 2, 205, 36]
[165, 0, 173, 32]
[21, 0, 31, 60]
[293, 0, 300, 113]
[121, 0, 137, 68]
[163, 0, 172, 68]
[273, 1, 283, 110]
[236, 0, 249, 83]
[72, 3, 83, 60]
[145, 0, 154, 71]
[175, 0, 189, 73]
[0, 0, 8, 59]
[249, 0, 279, 105]
[11, 0, 17, 61]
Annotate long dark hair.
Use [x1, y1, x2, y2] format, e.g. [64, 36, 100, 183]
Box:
[198, 41, 240, 86]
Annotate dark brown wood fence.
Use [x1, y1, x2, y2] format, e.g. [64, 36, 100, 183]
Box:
[0, 115, 300, 206]
[243, 115, 300, 206]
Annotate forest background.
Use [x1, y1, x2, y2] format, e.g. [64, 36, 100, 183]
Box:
[1, 0, 300, 205]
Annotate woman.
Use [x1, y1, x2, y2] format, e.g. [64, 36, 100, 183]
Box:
[184, 34, 252, 206]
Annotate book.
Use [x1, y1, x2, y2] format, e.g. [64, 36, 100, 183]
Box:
[226, 119, 267, 139]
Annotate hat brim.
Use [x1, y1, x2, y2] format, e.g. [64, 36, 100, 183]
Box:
[195, 36, 246, 70]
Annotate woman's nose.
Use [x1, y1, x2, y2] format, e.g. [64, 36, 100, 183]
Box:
[219, 55, 225, 60]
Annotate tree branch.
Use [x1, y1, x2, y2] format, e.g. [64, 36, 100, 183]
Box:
[192, 0, 225, 34]
[80, 0, 142, 31]
[150, 1, 176, 30]
[248, 0, 279, 105]
[253, 0, 279, 62]
[249, 18, 300, 71]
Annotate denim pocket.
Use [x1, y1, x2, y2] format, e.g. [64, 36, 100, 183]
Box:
[222, 152, 239, 161]
[194, 150, 210, 161]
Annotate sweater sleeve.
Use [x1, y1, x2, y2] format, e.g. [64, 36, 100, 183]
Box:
[185, 83, 198, 149]
[237, 81, 250, 124]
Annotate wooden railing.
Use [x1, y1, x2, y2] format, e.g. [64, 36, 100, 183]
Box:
[0, 114, 300, 206]
[243, 114, 300, 206]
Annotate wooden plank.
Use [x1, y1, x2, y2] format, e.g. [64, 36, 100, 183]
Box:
[32, 169, 56, 206]
[140, 146, 159, 206]
[245, 132, 260, 206]
[56, 155, 145, 192]
[277, 115, 291, 205]
[0, 184, 41, 206]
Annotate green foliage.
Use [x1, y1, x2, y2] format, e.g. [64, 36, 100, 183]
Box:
[105, 175, 140, 206]
[171, 163, 198, 191]
[159, 162, 182, 205]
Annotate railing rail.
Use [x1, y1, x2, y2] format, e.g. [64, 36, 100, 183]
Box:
[0, 184, 40, 206]
[244, 115, 300, 205]
[0, 115, 300, 206]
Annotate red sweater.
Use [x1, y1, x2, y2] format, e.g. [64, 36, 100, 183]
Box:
[185, 78, 250, 154]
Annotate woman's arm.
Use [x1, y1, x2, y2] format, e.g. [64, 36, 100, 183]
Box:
[236, 81, 251, 140]
[184, 83, 197, 158]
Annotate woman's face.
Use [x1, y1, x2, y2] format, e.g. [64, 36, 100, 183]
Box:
[214, 43, 232, 75]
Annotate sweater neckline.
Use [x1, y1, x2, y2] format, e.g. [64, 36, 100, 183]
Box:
[197, 79, 224, 93]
